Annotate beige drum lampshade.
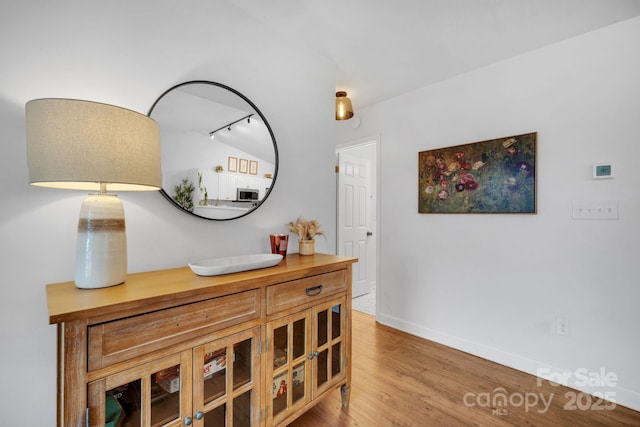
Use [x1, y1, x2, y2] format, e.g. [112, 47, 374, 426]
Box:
[26, 98, 161, 191]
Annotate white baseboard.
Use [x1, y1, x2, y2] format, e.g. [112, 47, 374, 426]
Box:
[377, 312, 640, 412]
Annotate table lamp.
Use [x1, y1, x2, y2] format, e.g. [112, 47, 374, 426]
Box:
[26, 98, 161, 289]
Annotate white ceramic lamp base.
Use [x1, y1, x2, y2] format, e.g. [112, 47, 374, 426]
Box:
[74, 194, 127, 289]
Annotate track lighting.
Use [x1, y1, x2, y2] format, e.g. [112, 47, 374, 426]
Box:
[209, 114, 254, 138]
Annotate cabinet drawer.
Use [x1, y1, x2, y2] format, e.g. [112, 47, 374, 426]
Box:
[88, 289, 259, 371]
[266, 270, 347, 315]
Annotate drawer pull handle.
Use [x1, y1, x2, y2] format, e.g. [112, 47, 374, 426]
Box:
[305, 285, 323, 296]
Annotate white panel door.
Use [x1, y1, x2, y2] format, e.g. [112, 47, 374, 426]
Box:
[337, 152, 371, 298]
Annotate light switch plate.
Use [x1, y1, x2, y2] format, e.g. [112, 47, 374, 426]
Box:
[572, 201, 619, 220]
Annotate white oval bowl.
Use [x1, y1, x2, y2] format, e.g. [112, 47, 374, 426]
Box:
[188, 253, 283, 276]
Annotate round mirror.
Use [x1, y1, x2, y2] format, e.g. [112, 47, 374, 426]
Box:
[148, 81, 278, 220]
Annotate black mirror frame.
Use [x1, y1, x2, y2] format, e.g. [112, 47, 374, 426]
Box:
[148, 80, 279, 221]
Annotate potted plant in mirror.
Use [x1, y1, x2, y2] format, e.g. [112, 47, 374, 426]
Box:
[173, 177, 195, 212]
[287, 217, 325, 255]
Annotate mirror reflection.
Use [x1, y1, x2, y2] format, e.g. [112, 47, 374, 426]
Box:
[149, 81, 278, 220]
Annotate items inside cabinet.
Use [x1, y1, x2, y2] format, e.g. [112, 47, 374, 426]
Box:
[272, 316, 308, 417]
[203, 347, 228, 404]
[106, 380, 141, 427]
[315, 302, 344, 390]
[201, 338, 254, 404]
[104, 364, 183, 427]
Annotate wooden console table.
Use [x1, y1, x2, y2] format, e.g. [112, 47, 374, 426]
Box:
[46, 253, 357, 426]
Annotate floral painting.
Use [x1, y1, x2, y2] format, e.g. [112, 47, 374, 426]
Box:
[418, 132, 537, 214]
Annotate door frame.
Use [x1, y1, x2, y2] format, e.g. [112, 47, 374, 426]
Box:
[336, 135, 380, 316]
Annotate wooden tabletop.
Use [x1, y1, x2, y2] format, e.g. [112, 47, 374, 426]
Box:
[46, 253, 357, 325]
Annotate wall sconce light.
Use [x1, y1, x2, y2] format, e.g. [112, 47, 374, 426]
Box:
[335, 91, 354, 120]
[209, 113, 254, 139]
[25, 98, 162, 289]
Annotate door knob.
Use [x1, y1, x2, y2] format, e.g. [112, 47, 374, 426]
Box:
[195, 411, 204, 420]
[184, 416, 193, 425]
[366, 231, 373, 236]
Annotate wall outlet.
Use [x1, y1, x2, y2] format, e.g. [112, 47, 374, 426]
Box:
[556, 316, 569, 336]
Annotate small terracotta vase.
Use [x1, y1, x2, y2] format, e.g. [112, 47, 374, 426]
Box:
[298, 239, 315, 256]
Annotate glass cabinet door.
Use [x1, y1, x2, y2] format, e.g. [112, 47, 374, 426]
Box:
[267, 311, 311, 424]
[312, 298, 346, 398]
[193, 327, 261, 426]
[88, 351, 191, 427]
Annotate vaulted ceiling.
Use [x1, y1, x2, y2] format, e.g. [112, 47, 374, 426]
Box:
[229, 0, 640, 110]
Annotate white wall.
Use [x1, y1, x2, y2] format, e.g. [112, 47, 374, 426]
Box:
[339, 17, 640, 410]
[0, 2, 337, 424]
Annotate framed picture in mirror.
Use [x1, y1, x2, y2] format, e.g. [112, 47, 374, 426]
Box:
[228, 157, 238, 172]
[250, 160, 258, 175]
[239, 158, 248, 174]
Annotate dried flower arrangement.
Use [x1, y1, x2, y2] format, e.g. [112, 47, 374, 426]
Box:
[287, 217, 325, 241]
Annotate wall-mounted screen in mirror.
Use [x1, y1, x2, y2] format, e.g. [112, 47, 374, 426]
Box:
[148, 81, 278, 220]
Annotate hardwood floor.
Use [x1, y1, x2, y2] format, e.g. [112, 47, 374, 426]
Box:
[290, 310, 640, 426]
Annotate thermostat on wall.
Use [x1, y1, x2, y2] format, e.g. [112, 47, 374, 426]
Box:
[593, 163, 614, 179]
